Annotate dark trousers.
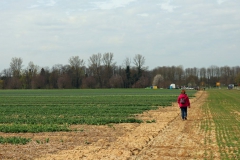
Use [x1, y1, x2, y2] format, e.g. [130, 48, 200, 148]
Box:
[180, 107, 188, 119]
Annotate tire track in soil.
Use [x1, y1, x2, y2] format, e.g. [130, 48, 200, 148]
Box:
[37, 91, 220, 160]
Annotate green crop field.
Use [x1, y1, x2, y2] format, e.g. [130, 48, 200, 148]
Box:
[0, 89, 196, 133]
[201, 89, 240, 159]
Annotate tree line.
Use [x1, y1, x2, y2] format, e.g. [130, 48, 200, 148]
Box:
[0, 53, 240, 89]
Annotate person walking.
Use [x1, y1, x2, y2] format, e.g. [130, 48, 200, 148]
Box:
[177, 89, 191, 120]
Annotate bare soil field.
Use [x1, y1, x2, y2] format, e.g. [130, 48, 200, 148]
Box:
[0, 91, 220, 160]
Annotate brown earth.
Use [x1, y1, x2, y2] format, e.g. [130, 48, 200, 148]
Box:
[0, 91, 220, 160]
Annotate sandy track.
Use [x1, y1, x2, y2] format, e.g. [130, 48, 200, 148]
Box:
[35, 91, 219, 160]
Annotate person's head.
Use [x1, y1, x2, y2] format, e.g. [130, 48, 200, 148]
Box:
[181, 89, 186, 94]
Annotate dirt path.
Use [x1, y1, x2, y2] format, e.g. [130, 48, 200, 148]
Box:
[34, 91, 219, 160]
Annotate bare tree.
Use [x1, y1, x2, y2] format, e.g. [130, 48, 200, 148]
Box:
[21, 62, 40, 89]
[199, 67, 207, 87]
[133, 54, 145, 70]
[184, 67, 200, 87]
[40, 67, 50, 89]
[88, 53, 102, 73]
[123, 57, 131, 68]
[122, 57, 132, 88]
[207, 65, 220, 86]
[27, 61, 39, 76]
[102, 53, 116, 67]
[1, 68, 11, 78]
[10, 57, 23, 78]
[69, 56, 85, 70]
[175, 65, 184, 86]
[69, 56, 85, 88]
[88, 53, 102, 88]
[0, 69, 11, 89]
[220, 66, 233, 85]
[132, 54, 146, 84]
[185, 67, 199, 78]
[102, 52, 116, 87]
[48, 64, 64, 89]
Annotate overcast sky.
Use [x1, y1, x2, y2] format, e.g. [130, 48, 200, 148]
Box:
[0, 0, 239, 71]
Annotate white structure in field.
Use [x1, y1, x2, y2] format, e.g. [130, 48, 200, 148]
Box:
[170, 84, 175, 89]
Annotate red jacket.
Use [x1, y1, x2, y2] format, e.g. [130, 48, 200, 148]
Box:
[177, 93, 190, 107]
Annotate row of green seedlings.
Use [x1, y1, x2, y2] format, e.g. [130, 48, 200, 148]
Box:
[0, 95, 176, 106]
[0, 124, 70, 133]
[0, 117, 156, 133]
[0, 118, 142, 133]
[0, 105, 157, 126]
[0, 119, 157, 145]
[0, 136, 31, 145]
[0, 136, 50, 145]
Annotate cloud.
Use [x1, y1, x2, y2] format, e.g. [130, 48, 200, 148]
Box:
[28, 5, 40, 9]
[28, 0, 57, 9]
[158, 0, 179, 12]
[46, 0, 57, 7]
[137, 13, 149, 17]
[217, 0, 228, 5]
[91, 0, 136, 10]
